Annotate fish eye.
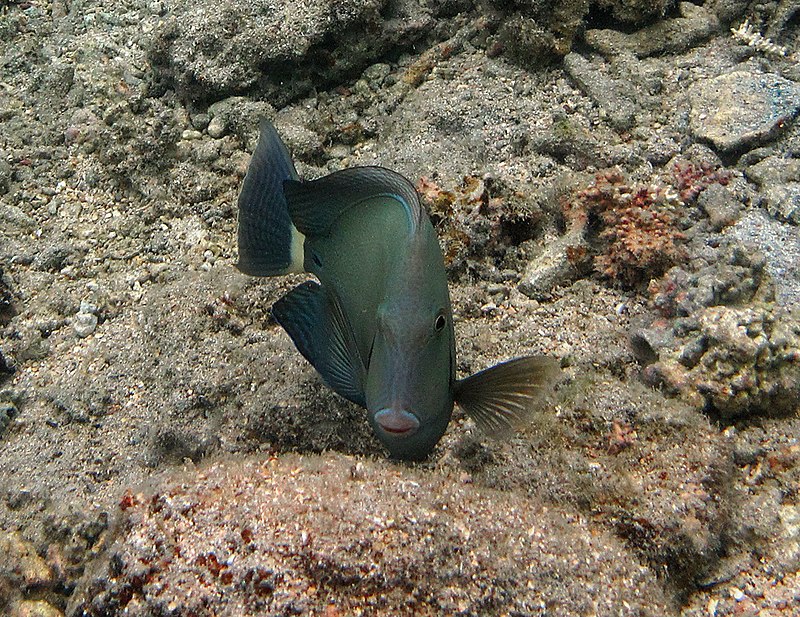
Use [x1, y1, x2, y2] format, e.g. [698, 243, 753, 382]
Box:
[434, 312, 446, 332]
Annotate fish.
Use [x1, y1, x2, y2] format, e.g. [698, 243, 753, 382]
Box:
[236, 120, 560, 460]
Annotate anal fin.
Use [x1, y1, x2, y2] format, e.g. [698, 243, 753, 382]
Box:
[454, 356, 560, 436]
[272, 281, 366, 407]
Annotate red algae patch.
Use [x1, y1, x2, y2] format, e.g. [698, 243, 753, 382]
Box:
[70, 453, 672, 616]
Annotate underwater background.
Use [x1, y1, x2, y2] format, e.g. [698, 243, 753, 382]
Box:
[1, 0, 799, 614]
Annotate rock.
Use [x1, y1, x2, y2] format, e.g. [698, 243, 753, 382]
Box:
[273, 107, 324, 161]
[629, 320, 676, 365]
[697, 183, 742, 230]
[648, 236, 771, 318]
[585, 2, 718, 58]
[206, 115, 226, 139]
[643, 305, 800, 418]
[0, 350, 13, 379]
[150, 0, 434, 103]
[69, 454, 674, 616]
[31, 246, 72, 273]
[494, 1, 589, 68]
[0, 158, 11, 195]
[593, 0, 676, 24]
[745, 156, 800, 224]
[726, 210, 800, 307]
[563, 52, 637, 131]
[11, 600, 64, 617]
[0, 531, 53, 590]
[206, 96, 274, 145]
[0, 400, 17, 436]
[689, 71, 800, 153]
[518, 228, 588, 299]
[1, 267, 15, 327]
[72, 312, 98, 338]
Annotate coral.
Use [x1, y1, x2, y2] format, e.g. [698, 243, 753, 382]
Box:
[417, 175, 543, 277]
[647, 238, 772, 318]
[564, 169, 687, 288]
[671, 160, 731, 204]
[641, 305, 800, 418]
[730, 19, 789, 58]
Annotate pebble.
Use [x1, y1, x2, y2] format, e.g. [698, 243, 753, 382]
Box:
[73, 311, 98, 338]
[689, 71, 800, 152]
[207, 116, 226, 139]
[181, 129, 203, 141]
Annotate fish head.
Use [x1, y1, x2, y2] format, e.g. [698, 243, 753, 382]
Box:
[365, 299, 455, 460]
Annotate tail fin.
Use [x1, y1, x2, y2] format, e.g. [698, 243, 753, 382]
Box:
[236, 120, 305, 276]
[454, 356, 560, 436]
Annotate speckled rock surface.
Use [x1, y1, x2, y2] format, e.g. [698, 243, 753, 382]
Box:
[745, 155, 800, 224]
[726, 210, 800, 306]
[68, 454, 675, 616]
[150, 0, 436, 103]
[689, 71, 800, 152]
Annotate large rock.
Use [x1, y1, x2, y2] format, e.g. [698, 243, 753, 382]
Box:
[585, 2, 718, 57]
[689, 71, 800, 153]
[69, 454, 674, 616]
[149, 0, 435, 103]
[641, 304, 800, 418]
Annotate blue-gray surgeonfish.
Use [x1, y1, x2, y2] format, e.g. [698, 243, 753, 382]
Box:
[236, 120, 559, 460]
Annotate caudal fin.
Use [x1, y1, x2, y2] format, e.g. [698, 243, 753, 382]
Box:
[454, 356, 560, 436]
[236, 120, 305, 276]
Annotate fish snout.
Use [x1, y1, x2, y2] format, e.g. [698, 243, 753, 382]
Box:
[374, 408, 420, 437]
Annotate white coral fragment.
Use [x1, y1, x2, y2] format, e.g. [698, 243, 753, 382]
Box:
[731, 19, 788, 58]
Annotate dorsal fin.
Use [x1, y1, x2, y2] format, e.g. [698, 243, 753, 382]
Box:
[283, 166, 422, 237]
[236, 120, 303, 276]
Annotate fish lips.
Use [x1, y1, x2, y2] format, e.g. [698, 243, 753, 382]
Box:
[373, 408, 421, 437]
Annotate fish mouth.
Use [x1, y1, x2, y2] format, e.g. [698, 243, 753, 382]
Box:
[374, 408, 420, 437]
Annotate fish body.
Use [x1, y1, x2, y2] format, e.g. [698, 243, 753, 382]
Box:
[237, 120, 558, 460]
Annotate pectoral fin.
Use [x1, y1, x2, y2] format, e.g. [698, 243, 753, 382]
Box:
[454, 356, 560, 436]
[272, 281, 366, 407]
